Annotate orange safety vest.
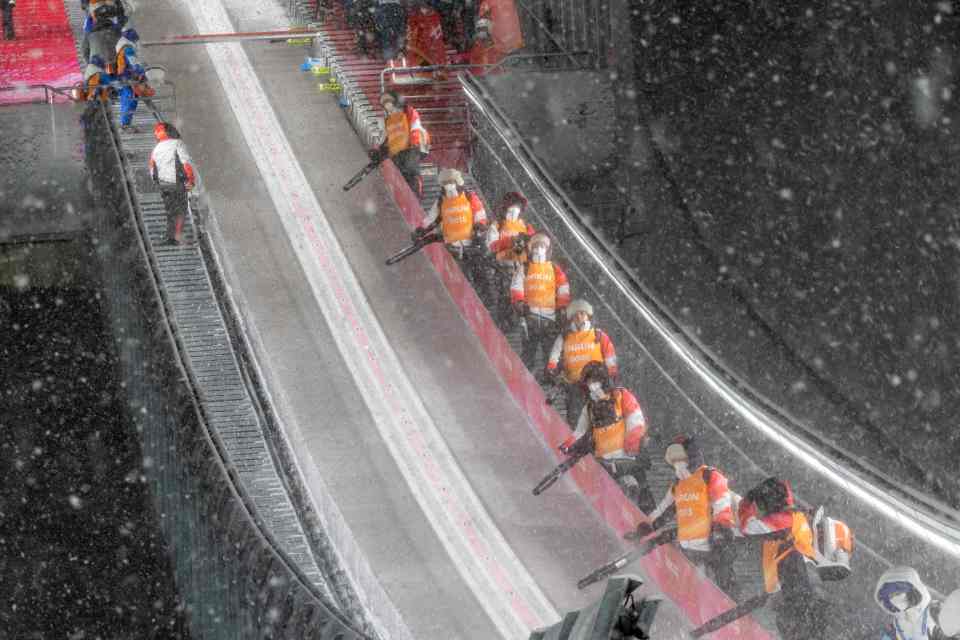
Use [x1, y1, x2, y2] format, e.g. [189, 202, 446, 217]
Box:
[762, 511, 816, 593]
[524, 261, 557, 310]
[440, 192, 474, 243]
[562, 328, 603, 382]
[495, 218, 529, 262]
[590, 390, 625, 458]
[673, 466, 712, 543]
[85, 73, 109, 102]
[115, 48, 130, 77]
[385, 111, 411, 157]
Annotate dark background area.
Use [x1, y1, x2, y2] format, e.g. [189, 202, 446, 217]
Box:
[0, 280, 187, 639]
[624, 0, 960, 505]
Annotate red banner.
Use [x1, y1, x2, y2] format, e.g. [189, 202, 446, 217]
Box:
[0, 0, 81, 105]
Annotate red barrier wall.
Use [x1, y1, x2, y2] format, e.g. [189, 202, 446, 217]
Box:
[0, 0, 81, 104]
[380, 159, 773, 639]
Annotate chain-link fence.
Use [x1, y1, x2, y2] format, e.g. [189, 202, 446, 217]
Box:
[83, 99, 372, 640]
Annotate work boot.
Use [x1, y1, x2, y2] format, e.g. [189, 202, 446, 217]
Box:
[120, 123, 141, 134]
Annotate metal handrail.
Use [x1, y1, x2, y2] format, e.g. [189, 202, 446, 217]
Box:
[0, 83, 77, 104]
[460, 72, 960, 552]
[92, 98, 374, 638]
[513, 0, 586, 69]
[377, 52, 591, 95]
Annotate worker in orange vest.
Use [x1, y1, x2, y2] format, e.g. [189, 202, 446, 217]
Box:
[78, 55, 116, 103]
[628, 436, 738, 593]
[545, 298, 617, 424]
[559, 363, 655, 512]
[414, 168, 490, 286]
[486, 191, 534, 264]
[510, 233, 570, 372]
[406, 3, 449, 70]
[738, 477, 826, 639]
[371, 91, 430, 197]
[486, 191, 535, 327]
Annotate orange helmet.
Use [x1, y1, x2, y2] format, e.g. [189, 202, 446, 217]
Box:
[154, 122, 180, 141]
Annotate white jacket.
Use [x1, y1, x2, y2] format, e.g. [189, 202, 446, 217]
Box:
[149, 139, 193, 185]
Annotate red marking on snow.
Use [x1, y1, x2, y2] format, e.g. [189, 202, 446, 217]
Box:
[0, 0, 81, 104]
[382, 159, 775, 640]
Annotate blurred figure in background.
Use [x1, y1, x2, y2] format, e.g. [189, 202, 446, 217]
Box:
[432, 0, 476, 53]
[1, 0, 15, 41]
[876, 568, 960, 640]
[406, 3, 448, 72]
[374, 0, 406, 60]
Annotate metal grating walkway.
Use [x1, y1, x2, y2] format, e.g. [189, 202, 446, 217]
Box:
[64, 0, 341, 610]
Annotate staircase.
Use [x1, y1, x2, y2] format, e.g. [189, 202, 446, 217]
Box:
[291, 1, 470, 169]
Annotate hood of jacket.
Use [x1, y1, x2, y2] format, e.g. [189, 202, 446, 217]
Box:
[875, 566, 932, 616]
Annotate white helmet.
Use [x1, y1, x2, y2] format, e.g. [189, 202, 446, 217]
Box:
[567, 299, 593, 319]
[527, 233, 551, 261]
[438, 168, 464, 187]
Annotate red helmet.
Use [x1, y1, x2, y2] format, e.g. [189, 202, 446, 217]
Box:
[154, 122, 180, 141]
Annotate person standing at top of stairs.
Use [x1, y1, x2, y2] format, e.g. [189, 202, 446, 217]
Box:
[371, 90, 429, 197]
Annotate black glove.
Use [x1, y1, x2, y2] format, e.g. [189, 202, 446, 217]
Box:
[472, 224, 487, 243]
[513, 301, 528, 317]
[411, 227, 427, 243]
[511, 234, 528, 254]
[624, 521, 655, 541]
[369, 147, 383, 162]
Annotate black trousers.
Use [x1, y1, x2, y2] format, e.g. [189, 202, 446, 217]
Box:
[520, 314, 558, 374]
[598, 456, 656, 514]
[682, 540, 738, 596]
[434, 0, 476, 51]
[159, 185, 188, 243]
[375, 2, 406, 60]
[449, 245, 494, 303]
[563, 380, 587, 427]
[2, 0, 14, 40]
[391, 148, 424, 198]
[643, 528, 739, 596]
[489, 263, 516, 329]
